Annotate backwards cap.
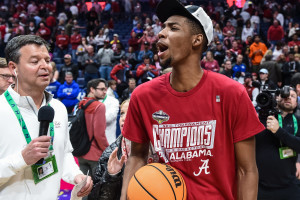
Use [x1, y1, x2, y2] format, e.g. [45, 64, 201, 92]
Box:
[156, 0, 213, 46]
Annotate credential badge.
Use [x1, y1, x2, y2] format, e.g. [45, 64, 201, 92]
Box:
[152, 110, 170, 124]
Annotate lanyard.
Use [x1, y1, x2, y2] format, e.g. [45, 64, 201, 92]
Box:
[101, 94, 107, 103]
[278, 114, 298, 136]
[4, 90, 54, 150]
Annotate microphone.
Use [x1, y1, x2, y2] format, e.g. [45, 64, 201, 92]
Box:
[36, 106, 55, 164]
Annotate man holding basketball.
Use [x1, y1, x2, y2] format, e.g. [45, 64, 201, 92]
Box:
[120, 0, 265, 199]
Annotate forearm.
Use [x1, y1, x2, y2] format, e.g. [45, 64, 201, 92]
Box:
[236, 167, 258, 200]
[120, 155, 147, 200]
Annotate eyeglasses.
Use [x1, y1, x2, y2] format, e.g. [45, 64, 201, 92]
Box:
[95, 87, 107, 91]
[0, 74, 15, 81]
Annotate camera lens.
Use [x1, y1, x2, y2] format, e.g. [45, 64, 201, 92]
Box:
[256, 93, 271, 108]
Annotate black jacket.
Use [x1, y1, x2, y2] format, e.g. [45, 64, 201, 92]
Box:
[89, 135, 124, 200]
[256, 114, 300, 188]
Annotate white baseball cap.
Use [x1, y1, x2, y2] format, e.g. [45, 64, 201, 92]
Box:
[156, 0, 213, 46]
[259, 68, 269, 74]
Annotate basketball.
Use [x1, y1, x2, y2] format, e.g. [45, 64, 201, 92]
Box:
[127, 163, 186, 200]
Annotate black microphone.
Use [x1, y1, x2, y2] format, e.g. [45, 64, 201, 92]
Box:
[36, 106, 55, 164]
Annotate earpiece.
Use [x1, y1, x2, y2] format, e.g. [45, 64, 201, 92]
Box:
[14, 69, 17, 76]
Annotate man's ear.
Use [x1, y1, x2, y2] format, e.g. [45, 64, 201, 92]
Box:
[192, 34, 204, 48]
[8, 61, 17, 76]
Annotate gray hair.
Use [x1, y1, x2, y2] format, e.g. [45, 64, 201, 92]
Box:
[5, 35, 50, 64]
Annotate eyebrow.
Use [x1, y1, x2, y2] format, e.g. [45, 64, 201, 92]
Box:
[162, 22, 181, 28]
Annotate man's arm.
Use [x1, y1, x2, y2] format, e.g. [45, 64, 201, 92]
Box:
[235, 136, 258, 200]
[120, 141, 149, 200]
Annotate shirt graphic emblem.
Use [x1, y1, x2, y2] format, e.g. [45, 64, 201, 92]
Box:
[152, 110, 170, 124]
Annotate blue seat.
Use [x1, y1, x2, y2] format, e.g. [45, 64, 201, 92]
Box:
[76, 77, 85, 89]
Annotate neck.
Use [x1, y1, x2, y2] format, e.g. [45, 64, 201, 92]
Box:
[14, 85, 44, 109]
[281, 111, 291, 118]
[170, 63, 203, 92]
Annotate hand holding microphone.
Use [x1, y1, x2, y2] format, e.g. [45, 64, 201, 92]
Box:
[22, 106, 55, 165]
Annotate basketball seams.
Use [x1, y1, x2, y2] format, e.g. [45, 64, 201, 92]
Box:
[134, 174, 158, 200]
[178, 172, 186, 200]
[148, 164, 177, 200]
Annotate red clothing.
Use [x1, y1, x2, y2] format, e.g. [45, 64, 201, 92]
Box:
[223, 25, 236, 35]
[78, 97, 109, 161]
[56, 34, 70, 49]
[0, 25, 6, 40]
[110, 63, 131, 81]
[37, 27, 51, 40]
[288, 41, 300, 47]
[201, 59, 220, 72]
[70, 33, 82, 50]
[128, 37, 139, 52]
[46, 16, 56, 28]
[123, 70, 264, 200]
[136, 63, 159, 78]
[244, 84, 255, 100]
[267, 25, 284, 41]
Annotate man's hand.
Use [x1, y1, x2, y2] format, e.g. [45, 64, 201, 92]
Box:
[107, 147, 127, 175]
[22, 136, 51, 165]
[266, 116, 280, 134]
[74, 174, 93, 197]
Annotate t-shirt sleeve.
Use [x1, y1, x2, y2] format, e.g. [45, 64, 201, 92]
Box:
[232, 89, 265, 143]
[122, 92, 149, 143]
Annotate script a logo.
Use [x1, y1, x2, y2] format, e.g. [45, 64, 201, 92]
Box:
[152, 110, 169, 124]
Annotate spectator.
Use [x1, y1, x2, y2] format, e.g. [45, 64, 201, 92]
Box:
[250, 10, 260, 34]
[137, 42, 154, 63]
[55, 27, 70, 59]
[36, 22, 51, 41]
[213, 23, 223, 42]
[110, 34, 121, 52]
[46, 12, 56, 31]
[82, 45, 100, 87]
[97, 79, 119, 145]
[136, 55, 158, 83]
[46, 62, 61, 99]
[223, 21, 236, 37]
[214, 41, 226, 67]
[201, 51, 220, 72]
[125, 46, 138, 67]
[77, 79, 109, 195]
[282, 51, 300, 85]
[121, 78, 136, 103]
[132, 22, 143, 38]
[98, 40, 114, 80]
[273, 41, 284, 61]
[112, 43, 126, 66]
[259, 50, 282, 87]
[242, 20, 254, 42]
[107, 79, 119, 99]
[152, 18, 162, 36]
[221, 60, 233, 78]
[256, 68, 278, 92]
[249, 35, 268, 73]
[76, 37, 87, 70]
[267, 19, 285, 48]
[288, 34, 300, 47]
[128, 32, 139, 53]
[70, 28, 82, 63]
[87, 30, 96, 47]
[57, 72, 80, 114]
[0, 57, 14, 95]
[94, 28, 108, 51]
[243, 72, 259, 107]
[25, 21, 36, 35]
[58, 54, 79, 84]
[232, 54, 247, 78]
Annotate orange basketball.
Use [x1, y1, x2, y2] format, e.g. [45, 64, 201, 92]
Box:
[127, 163, 187, 200]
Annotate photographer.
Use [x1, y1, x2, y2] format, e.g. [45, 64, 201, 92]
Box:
[256, 87, 300, 200]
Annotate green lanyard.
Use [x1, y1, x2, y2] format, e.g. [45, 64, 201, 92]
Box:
[278, 114, 298, 136]
[4, 90, 54, 151]
[101, 94, 107, 103]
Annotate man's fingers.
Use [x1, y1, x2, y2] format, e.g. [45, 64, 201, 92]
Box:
[110, 148, 118, 160]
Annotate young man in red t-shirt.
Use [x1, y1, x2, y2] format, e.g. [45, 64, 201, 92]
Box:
[120, 0, 265, 199]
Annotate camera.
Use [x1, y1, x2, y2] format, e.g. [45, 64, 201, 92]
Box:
[256, 86, 290, 120]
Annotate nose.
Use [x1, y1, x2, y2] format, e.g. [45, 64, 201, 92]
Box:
[8, 76, 14, 84]
[158, 28, 166, 39]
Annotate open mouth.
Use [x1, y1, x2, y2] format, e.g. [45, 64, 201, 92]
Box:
[157, 41, 168, 54]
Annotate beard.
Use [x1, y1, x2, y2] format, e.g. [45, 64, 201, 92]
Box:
[159, 57, 172, 70]
[278, 101, 295, 113]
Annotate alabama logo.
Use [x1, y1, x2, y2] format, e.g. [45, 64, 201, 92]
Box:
[152, 110, 170, 124]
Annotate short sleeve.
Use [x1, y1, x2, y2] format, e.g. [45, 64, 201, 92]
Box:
[122, 92, 149, 143]
[232, 89, 265, 143]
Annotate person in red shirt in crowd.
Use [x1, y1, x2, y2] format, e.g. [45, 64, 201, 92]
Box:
[267, 19, 284, 48]
[128, 32, 139, 53]
[0, 17, 6, 41]
[36, 22, 51, 41]
[223, 21, 236, 37]
[288, 34, 300, 47]
[230, 40, 242, 57]
[46, 12, 56, 31]
[70, 28, 82, 63]
[201, 50, 220, 72]
[136, 55, 159, 83]
[56, 27, 70, 59]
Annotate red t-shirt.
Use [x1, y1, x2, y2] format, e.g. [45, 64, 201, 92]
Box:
[123, 70, 265, 200]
